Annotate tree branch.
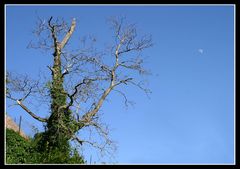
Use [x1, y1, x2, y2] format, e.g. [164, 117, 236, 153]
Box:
[81, 83, 113, 122]
[61, 69, 69, 78]
[79, 28, 134, 122]
[16, 100, 48, 122]
[60, 18, 76, 49]
[66, 77, 105, 109]
[47, 65, 55, 75]
[6, 94, 17, 101]
[113, 89, 129, 107]
[48, 16, 59, 51]
[66, 79, 86, 109]
[113, 78, 133, 87]
[72, 135, 106, 151]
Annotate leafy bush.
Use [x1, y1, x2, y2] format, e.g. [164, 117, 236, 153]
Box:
[6, 128, 33, 163]
[6, 128, 85, 164]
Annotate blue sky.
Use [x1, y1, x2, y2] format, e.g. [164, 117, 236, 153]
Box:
[6, 5, 234, 164]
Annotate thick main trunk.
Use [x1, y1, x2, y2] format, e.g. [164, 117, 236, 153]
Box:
[37, 18, 76, 154]
[45, 50, 71, 151]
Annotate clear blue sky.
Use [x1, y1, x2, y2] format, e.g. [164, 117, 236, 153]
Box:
[6, 5, 234, 164]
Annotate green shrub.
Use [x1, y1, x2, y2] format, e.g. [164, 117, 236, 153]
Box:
[6, 128, 85, 164]
[6, 128, 33, 163]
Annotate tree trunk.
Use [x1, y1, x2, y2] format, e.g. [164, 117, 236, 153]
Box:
[36, 17, 77, 156]
[45, 44, 71, 152]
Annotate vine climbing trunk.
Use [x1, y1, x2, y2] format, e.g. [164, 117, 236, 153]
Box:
[37, 17, 76, 156]
[46, 43, 70, 152]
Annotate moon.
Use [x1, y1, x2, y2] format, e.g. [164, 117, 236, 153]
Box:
[198, 49, 204, 54]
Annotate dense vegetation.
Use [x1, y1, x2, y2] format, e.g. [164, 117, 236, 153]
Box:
[6, 128, 85, 164]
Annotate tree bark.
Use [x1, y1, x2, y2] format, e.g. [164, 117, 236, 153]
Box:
[44, 17, 76, 151]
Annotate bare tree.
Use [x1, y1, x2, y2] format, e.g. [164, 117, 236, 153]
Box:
[6, 16, 152, 163]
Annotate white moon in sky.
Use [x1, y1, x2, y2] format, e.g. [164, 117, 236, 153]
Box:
[198, 49, 204, 54]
